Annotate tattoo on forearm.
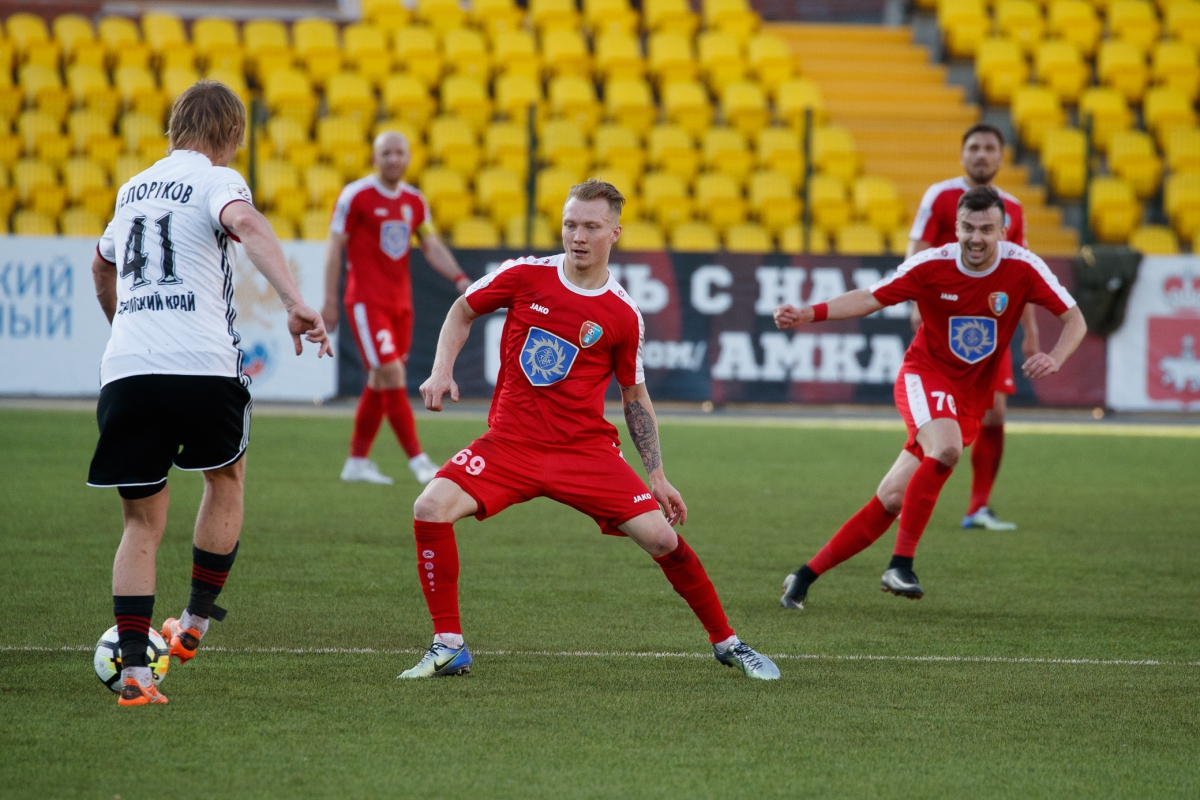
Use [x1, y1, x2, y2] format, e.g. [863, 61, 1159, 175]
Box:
[624, 400, 662, 474]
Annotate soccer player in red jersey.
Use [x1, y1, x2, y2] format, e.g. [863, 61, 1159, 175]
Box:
[321, 131, 472, 486]
[777, 186, 1086, 607]
[909, 123, 1041, 531]
[397, 180, 779, 680]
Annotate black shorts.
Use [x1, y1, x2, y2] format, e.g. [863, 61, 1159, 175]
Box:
[87, 374, 252, 493]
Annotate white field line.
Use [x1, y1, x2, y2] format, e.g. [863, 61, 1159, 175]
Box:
[4, 644, 1197, 667]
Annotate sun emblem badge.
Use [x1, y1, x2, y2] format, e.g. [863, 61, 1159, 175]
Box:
[948, 316, 998, 364]
[520, 326, 580, 386]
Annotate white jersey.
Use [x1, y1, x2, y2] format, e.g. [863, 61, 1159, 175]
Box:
[97, 150, 254, 387]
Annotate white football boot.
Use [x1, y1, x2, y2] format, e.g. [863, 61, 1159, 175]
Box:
[408, 453, 440, 485]
[713, 638, 781, 680]
[961, 506, 1017, 531]
[340, 457, 394, 484]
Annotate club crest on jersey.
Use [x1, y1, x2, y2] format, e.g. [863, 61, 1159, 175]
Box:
[949, 316, 998, 364]
[380, 220, 410, 259]
[989, 292, 1009, 316]
[520, 327, 580, 386]
[580, 320, 603, 348]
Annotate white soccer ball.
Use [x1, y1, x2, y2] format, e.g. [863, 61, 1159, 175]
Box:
[94, 625, 170, 692]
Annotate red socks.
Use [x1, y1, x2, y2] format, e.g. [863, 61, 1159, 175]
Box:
[653, 535, 736, 644]
[413, 520, 461, 635]
[350, 387, 383, 458]
[808, 496, 899, 575]
[968, 424, 1004, 515]
[381, 388, 422, 459]
[893, 457, 955, 558]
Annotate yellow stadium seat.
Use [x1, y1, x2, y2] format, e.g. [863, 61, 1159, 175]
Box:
[836, 223, 886, 255]
[98, 15, 140, 57]
[441, 76, 492, 132]
[68, 65, 120, 123]
[1035, 40, 1088, 103]
[644, 0, 699, 37]
[604, 78, 656, 135]
[648, 32, 696, 86]
[141, 12, 186, 55]
[325, 73, 377, 129]
[747, 34, 794, 92]
[704, 0, 759, 44]
[995, 1, 1044, 54]
[382, 74, 435, 128]
[292, 18, 342, 86]
[1167, 1, 1200, 50]
[316, 116, 365, 153]
[421, 166, 475, 228]
[113, 154, 151, 186]
[258, 159, 305, 221]
[13, 158, 57, 202]
[975, 38, 1029, 104]
[1088, 177, 1141, 243]
[694, 171, 746, 231]
[724, 222, 771, 252]
[417, 0, 467, 34]
[1108, 130, 1163, 199]
[21, 64, 71, 121]
[595, 33, 645, 80]
[263, 213, 298, 240]
[192, 18, 242, 71]
[530, 0, 581, 34]
[264, 69, 318, 126]
[491, 30, 540, 79]
[18, 111, 60, 157]
[1048, 0, 1101, 57]
[887, 226, 911, 255]
[698, 31, 746, 94]
[24, 38, 63, 70]
[702, 126, 752, 185]
[302, 208, 331, 240]
[68, 110, 115, 153]
[362, 0, 412, 33]
[1041, 127, 1087, 198]
[648, 124, 699, 181]
[473, 0, 525, 38]
[1144, 86, 1199, 145]
[1152, 41, 1199, 101]
[939, 0, 990, 59]
[1165, 127, 1200, 173]
[60, 207, 105, 237]
[305, 164, 344, 212]
[504, 213, 557, 248]
[642, 170, 692, 226]
[429, 116, 482, 175]
[0, 130, 18, 167]
[813, 126, 859, 182]
[443, 28, 490, 81]
[1108, 0, 1161, 54]
[1079, 88, 1133, 151]
[70, 40, 108, 70]
[343, 25, 392, 88]
[495, 73, 544, 122]
[394, 26, 442, 87]
[1011, 86, 1065, 150]
[542, 30, 591, 78]
[618, 220, 666, 250]
[243, 19, 292, 78]
[1098, 40, 1148, 103]
[775, 78, 827, 132]
[53, 14, 95, 60]
[551, 75, 602, 129]
[1166, 173, 1200, 238]
[807, 173, 851, 234]
[586, 0, 641, 36]
[853, 176, 903, 231]
[540, 119, 591, 178]
[536, 166, 578, 217]
[112, 41, 153, 72]
[452, 216, 500, 248]
[267, 116, 309, 158]
[669, 220, 719, 251]
[756, 126, 802, 189]
[477, 166, 526, 223]
[661, 80, 714, 139]
[14, 210, 57, 236]
[594, 124, 645, 173]
[114, 66, 166, 121]
[8, 13, 50, 55]
[485, 121, 530, 176]
[721, 81, 769, 141]
[1129, 224, 1179, 253]
[749, 169, 800, 232]
[779, 224, 830, 254]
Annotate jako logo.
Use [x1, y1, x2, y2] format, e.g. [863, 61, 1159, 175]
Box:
[941, 293, 959, 301]
[633, 493, 653, 503]
[531, 303, 550, 314]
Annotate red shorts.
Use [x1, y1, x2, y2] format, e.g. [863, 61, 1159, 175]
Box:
[894, 368, 981, 459]
[435, 432, 662, 536]
[993, 348, 1016, 395]
[347, 300, 412, 368]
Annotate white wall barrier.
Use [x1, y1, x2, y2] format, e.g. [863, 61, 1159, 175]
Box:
[0, 237, 335, 401]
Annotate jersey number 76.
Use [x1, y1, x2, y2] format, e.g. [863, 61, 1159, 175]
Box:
[122, 213, 181, 288]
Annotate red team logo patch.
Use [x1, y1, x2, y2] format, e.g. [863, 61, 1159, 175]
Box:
[580, 320, 603, 348]
[989, 292, 1009, 315]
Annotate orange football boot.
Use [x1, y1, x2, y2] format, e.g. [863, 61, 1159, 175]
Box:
[117, 676, 169, 706]
[161, 617, 201, 663]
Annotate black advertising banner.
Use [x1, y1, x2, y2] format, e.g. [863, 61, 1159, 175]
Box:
[337, 250, 1102, 407]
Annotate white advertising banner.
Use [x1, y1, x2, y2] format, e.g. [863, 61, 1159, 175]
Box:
[1107, 256, 1200, 411]
[0, 236, 335, 401]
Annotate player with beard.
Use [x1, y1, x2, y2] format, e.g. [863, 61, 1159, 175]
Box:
[776, 186, 1086, 608]
[908, 123, 1040, 531]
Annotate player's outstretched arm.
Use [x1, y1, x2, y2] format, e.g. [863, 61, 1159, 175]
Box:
[92, 252, 117, 323]
[621, 383, 687, 526]
[774, 288, 884, 330]
[320, 231, 348, 332]
[220, 200, 332, 358]
[420, 296, 479, 411]
[1023, 306, 1086, 380]
[420, 231, 471, 294]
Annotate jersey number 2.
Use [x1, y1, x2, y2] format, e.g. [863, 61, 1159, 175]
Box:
[122, 213, 180, 288]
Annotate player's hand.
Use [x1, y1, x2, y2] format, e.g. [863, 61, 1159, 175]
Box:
[910, 303, 922, 332]
[321, 300, 339, 333]
[773, 304, 805, 329]
[650, 473, 687, 527]
[454, 275, 471, 295]
[1022, 352, 1060, 380]
[287, 303, 333, 358]
[420, 371, 459, 411]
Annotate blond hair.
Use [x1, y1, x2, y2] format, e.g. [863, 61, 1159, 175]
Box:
[568, 179, 625, 219]
[167, 80, 245, 156]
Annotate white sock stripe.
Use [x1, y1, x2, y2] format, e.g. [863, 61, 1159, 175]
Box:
[352, 303, 380, 369]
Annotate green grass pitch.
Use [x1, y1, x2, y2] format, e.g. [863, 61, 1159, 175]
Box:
[1, 408, 1198, 798]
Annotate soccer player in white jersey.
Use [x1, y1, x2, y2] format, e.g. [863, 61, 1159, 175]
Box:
[88, 81, 331, 706]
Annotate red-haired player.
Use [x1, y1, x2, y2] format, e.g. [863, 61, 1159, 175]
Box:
[778, 186, 1086, 607]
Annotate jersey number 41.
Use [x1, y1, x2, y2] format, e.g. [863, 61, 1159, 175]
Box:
[122, 213, 182, 288]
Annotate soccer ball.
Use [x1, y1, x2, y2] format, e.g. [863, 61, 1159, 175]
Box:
[93, 625, 170, 692]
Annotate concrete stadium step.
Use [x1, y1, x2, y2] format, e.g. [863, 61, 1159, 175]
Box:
[816, 83, 969, 105]
[827, 101, 981, 125]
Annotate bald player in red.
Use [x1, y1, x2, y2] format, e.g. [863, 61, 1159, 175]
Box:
[909, 123, 1042, 531]
[396, 179, 779, 681]
[321, 131, 471, 486]
[778, 186, 1087, 608]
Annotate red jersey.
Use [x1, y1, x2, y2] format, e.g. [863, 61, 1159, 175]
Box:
[910, 176, 1026, 248]
[871, 241, 1075, 419]
[464, 254, 645, 448]
[331, 175, 433, 309]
